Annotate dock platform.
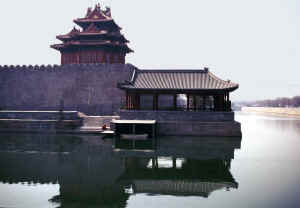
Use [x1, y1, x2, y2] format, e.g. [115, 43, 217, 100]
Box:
[112, 119, 157, 149]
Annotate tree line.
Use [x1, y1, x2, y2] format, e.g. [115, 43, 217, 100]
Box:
[248, 96, 300, 107]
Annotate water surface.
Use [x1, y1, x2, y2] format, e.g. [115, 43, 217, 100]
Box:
[0, 112, 300, 208]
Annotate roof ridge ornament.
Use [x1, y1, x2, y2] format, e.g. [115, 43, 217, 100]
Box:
[86, 7, 92, 17]
[104, 7, 111, 17]
[204, 67, 209, 72]
[68, 27, 80, 35]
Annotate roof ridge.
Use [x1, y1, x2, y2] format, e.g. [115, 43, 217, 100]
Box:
[208, 72, 239, 88]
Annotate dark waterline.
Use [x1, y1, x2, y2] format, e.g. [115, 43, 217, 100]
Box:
[0, 112, 300, 208]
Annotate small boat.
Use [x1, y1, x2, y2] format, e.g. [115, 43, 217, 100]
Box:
[121, 134, 148, 140]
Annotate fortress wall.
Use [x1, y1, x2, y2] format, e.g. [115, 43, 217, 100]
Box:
[0, 64, 135, 115]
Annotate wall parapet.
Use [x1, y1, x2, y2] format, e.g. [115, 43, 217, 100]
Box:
[0, 63, 136, 72]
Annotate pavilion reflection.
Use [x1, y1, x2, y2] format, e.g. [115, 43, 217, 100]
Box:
[0, 134, 241, 207]
[116, 136, 240, 198]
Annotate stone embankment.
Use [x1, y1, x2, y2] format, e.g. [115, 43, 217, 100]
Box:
[0, 111, 118, 134]
[242, 107, 300, 117]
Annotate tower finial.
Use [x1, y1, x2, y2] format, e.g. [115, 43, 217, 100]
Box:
[95, 3, 101, 11]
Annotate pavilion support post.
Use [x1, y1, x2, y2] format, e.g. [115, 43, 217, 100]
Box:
[219, 95, 223, 112]
[228, 92, 231, 112]
[156, 94, 158, 110]
[132, 93, 140, 110]
[220, 95, 224, 111]
[215, 95, 218, 111]
[203, 96, 207, 111]
[213, 96, 217, 111]
[225, 92, 228, 111]
[193, 95, 196, 111]
[173, 94, 177, 111]
[224, 93, 226, 111]
[152, 94, 155, 110]
[226, 92, 231, 112]
[187, 94, 190, 111]
[226, 92, 229, 111]
[153, 94, 158, 111]
[223, 94, 226, 111]
[136, 94, 140, 110]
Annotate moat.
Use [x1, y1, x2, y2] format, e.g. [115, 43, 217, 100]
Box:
[0, 112, 300, 208]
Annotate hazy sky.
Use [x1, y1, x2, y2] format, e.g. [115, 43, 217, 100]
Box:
[0, 0, 299, 101]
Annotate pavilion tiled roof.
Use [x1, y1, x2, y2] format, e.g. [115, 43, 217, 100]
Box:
[118, 69, 239, 92]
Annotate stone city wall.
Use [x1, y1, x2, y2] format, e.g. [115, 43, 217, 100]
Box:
[0, 64, 135, 115]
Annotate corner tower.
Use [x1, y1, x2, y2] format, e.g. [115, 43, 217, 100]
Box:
[51, 4, 133, 65]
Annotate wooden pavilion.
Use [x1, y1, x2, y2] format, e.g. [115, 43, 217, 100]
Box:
[117, 67, 241, 137]
[118, 68, 238, 112]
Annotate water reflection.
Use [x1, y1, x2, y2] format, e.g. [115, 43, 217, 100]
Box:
[0, 134, 241, 207]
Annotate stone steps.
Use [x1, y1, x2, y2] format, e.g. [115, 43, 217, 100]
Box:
[81, 116, 119, 127]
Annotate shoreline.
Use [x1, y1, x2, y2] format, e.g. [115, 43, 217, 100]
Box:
[242, 107, 300, 118]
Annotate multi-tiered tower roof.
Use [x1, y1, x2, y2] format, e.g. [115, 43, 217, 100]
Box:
[51, 4, 133, 65]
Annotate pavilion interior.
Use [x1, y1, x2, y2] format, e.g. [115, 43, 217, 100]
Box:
[124, 92, 232, 112]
